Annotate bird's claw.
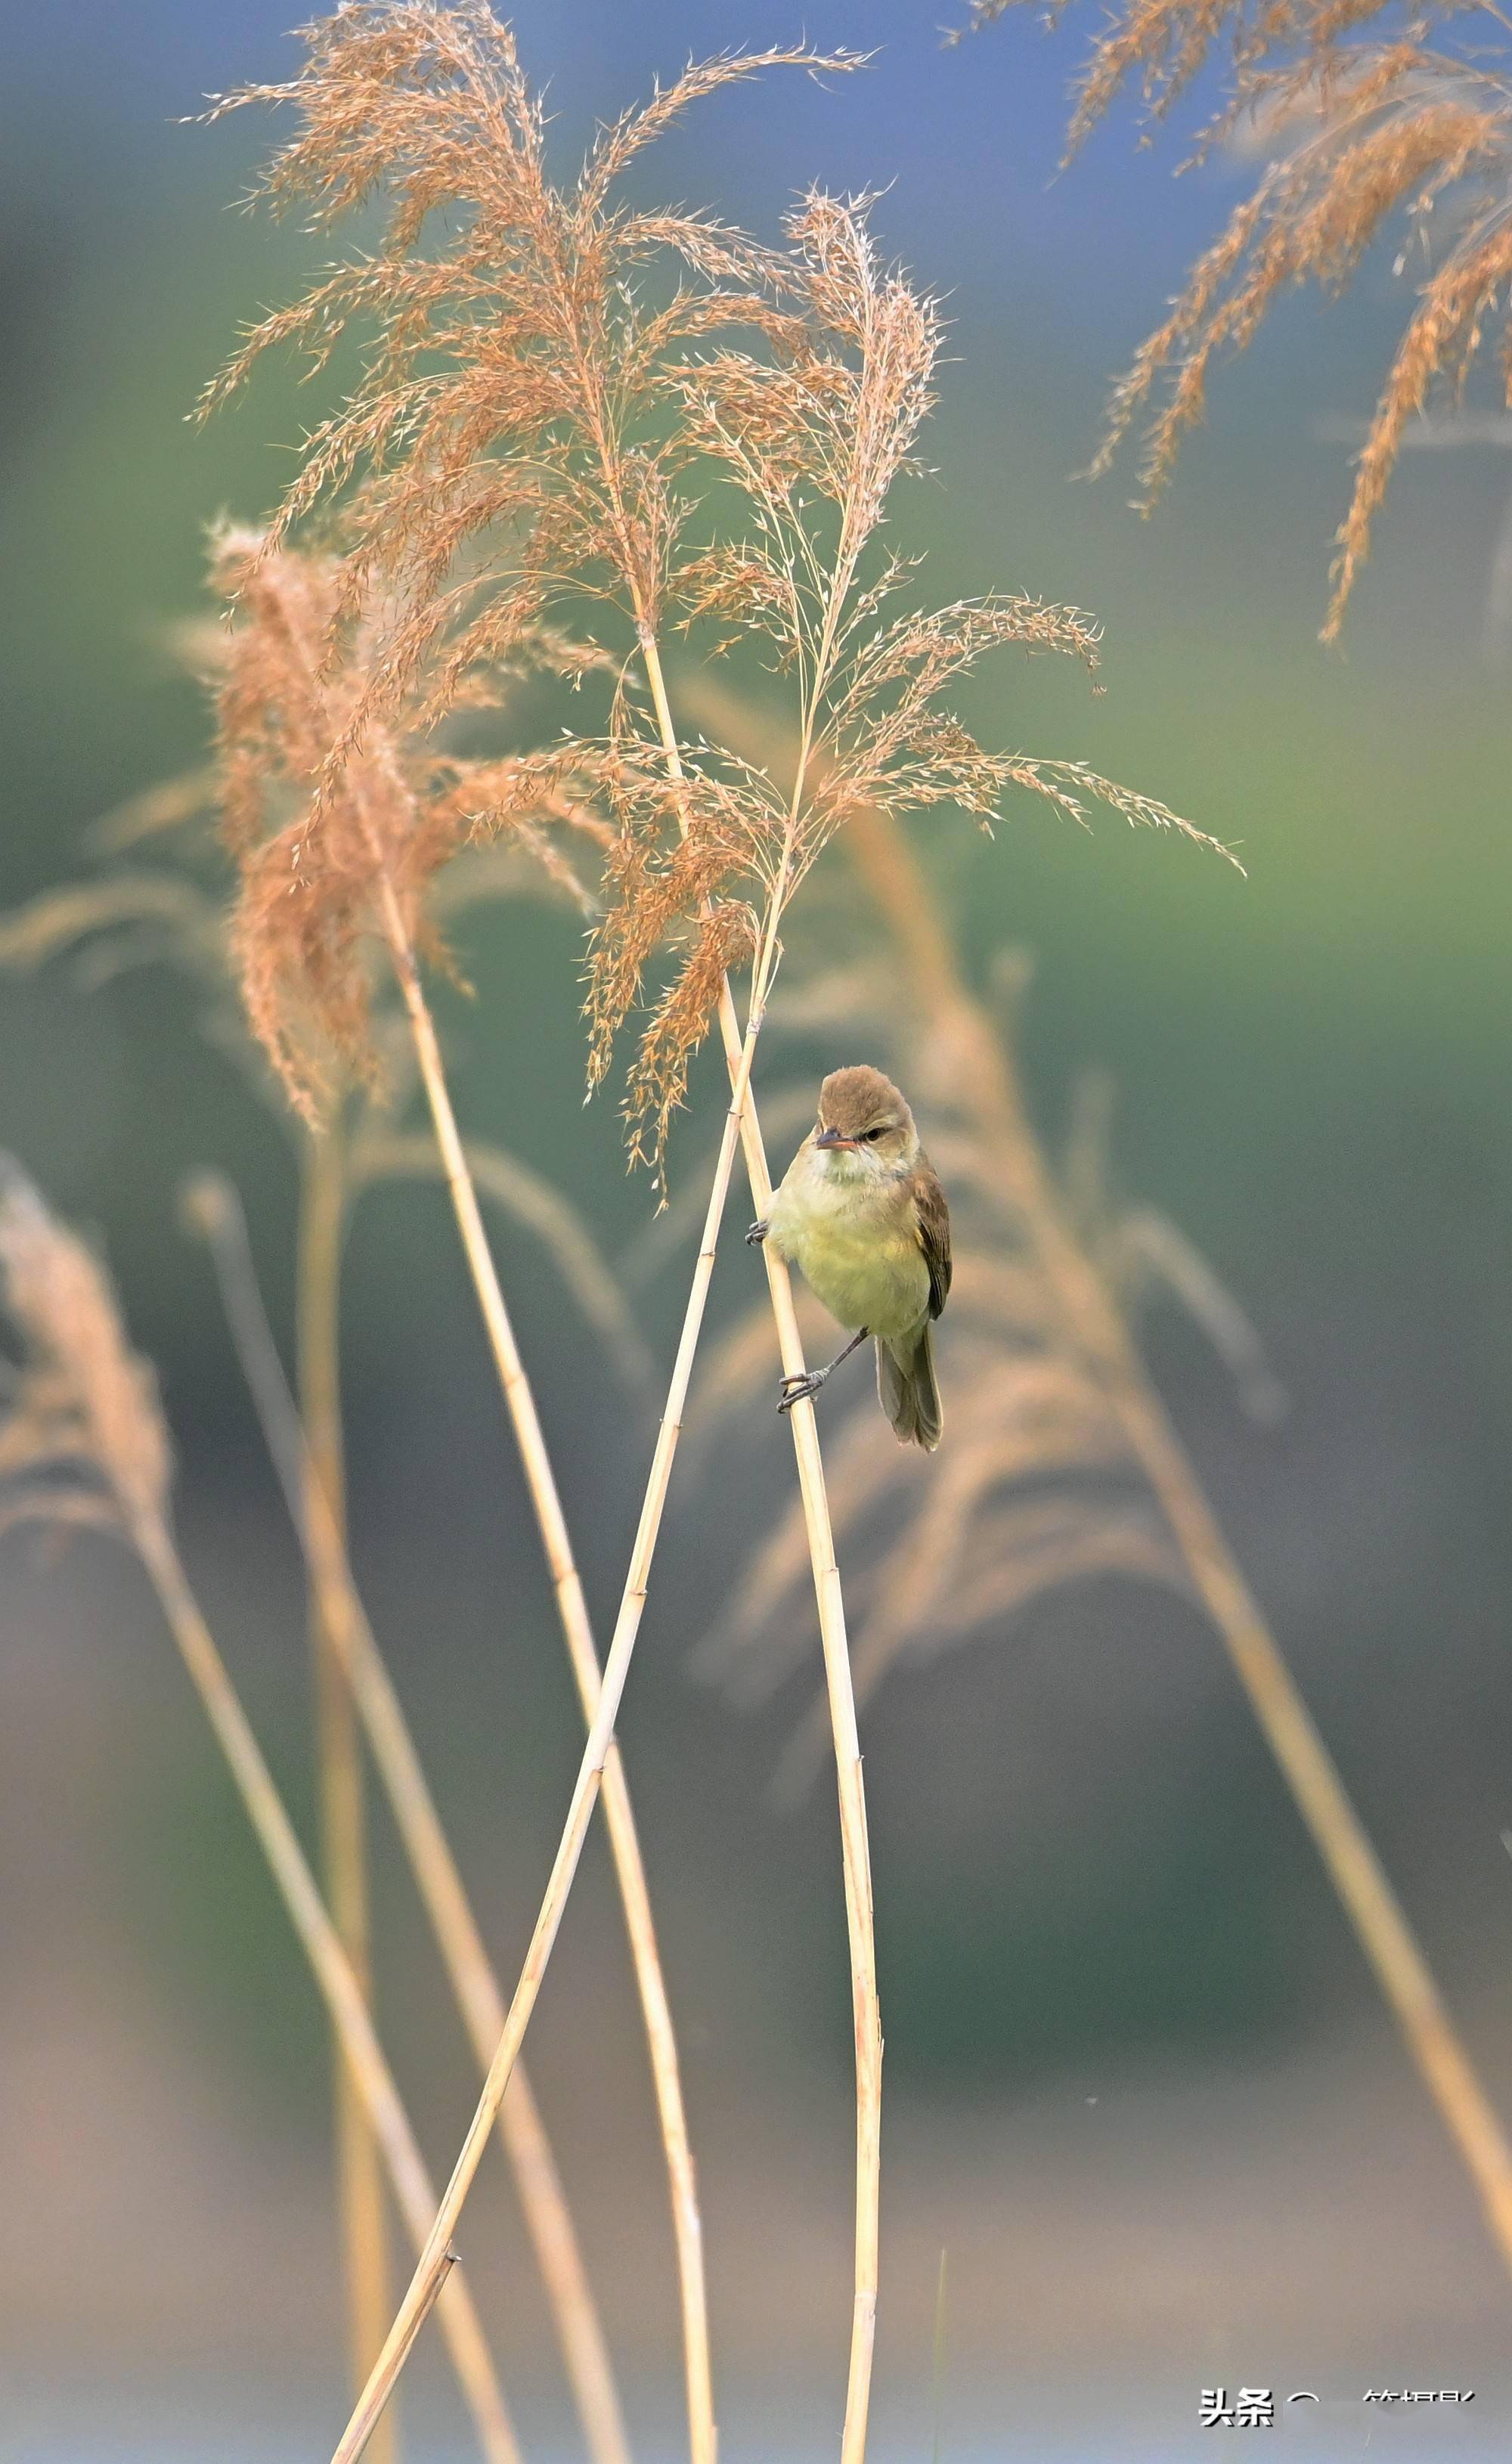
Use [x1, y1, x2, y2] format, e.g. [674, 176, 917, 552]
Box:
[745, 1220, 768, 1246]
[777, 1369, 823, 1414]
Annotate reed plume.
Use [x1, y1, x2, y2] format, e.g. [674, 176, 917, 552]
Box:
[197, 9, 1220, 1174]
[0, 1160, 521, 2464]
[959, 0, 1512, 633]
[196, 6, 862, 730]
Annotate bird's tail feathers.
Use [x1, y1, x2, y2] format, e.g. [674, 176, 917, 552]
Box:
[875, 1323, 942, 1452]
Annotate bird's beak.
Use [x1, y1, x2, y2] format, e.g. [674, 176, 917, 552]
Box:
[814, 1126, 857, 1150]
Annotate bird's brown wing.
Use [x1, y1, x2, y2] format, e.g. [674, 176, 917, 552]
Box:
[913, 1155, 952, 1320]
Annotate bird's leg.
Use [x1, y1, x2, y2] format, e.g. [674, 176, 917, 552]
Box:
[778, 1327, 869, 1415]
[745, 1218, 769, 1246]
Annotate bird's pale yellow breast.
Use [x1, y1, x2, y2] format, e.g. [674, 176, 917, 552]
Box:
[767, 1149, 930, 1340]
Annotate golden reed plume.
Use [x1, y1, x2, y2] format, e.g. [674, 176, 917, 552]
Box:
[959, 0, 1512, 633]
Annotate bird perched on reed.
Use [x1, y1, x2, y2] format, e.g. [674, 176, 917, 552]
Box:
[749, 1065, 951, 1449]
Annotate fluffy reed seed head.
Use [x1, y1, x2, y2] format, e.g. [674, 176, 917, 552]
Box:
[209, 525, 609, 1120]
[212, 525, 445, 1116]
[960, 0, 1512, 633]
[578, 190, 1229, 1178]
[197, 5, 864, 714]
[0, 548, 612, 1133]
[0, 1160, 172, 1544]
[200, 7, 1227, 1182]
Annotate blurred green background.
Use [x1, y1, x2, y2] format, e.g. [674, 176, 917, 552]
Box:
[3, 5, 1511, 2459]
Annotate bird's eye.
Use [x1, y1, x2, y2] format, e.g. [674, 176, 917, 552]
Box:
[863, 1127, 883, 1142]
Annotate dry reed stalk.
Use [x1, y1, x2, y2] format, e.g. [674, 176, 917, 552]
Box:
[0, 1167, 520, 2464]
[326, 1000, 770, 2464]
[184, 1169, 634, 2464]
[606, 182, 1186, 2442]
[373, 880, 714, 2464]
[547, 178, 887, 2459]
[727, 1049, 880, 2464]
[843, 804, 1512, 2277]
[607, 182, 1216, 2410]
[132, 1524, 522, 2464]
[299, 1115, 395, 2462]
[637, 628, 881, 2464]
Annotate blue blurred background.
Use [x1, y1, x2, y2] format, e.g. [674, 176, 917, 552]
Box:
[3, 4, 1512, 2459]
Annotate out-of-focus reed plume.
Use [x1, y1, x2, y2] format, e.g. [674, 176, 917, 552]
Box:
[0, 1161, 172, 1548]
[0, 1161, 522, 2464]
[664, 672, 1512, 2286]
[848, 798, 1512, 2279]
[959, 0, 1512, 634]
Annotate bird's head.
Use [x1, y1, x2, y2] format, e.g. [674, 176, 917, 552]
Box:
[812, 1065, 919, 1181]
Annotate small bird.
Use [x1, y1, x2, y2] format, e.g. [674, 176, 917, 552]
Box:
[748, 1064, 951, 1449]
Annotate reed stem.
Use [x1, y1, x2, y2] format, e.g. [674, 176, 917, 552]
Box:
[326, 998, 770, 2464]
[845, 801, 1512, 2281]
[373, 877, 713, 2464]
[718, 984, 881, 2464]
[637, 627, 881, 2464]
[299, 1118, 395, 2464]
[124, 1508, 521, 2464]
[196, 1172, 634, 2464]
